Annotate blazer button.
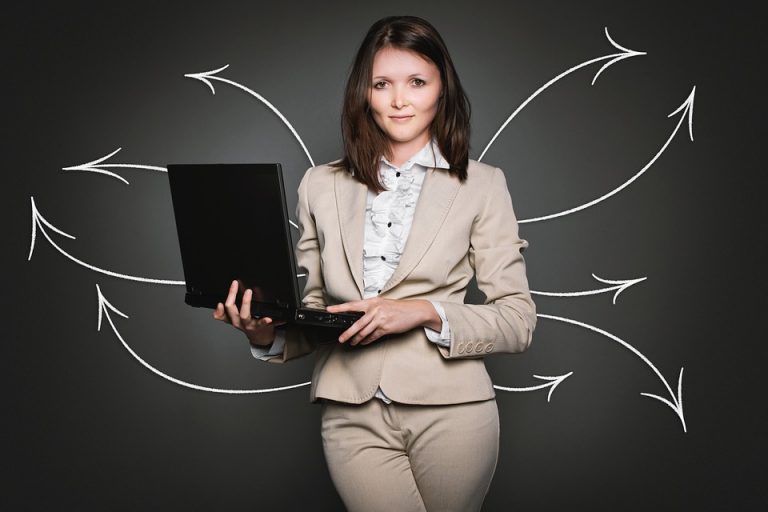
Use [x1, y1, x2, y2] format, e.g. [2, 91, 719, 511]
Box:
[465, 342, 474, 352]
[485, 343, 494, 353]
[475, 343, 484, 353]
[457, 343, 465, 354]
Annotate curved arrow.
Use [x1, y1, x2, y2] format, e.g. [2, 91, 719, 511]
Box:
[532, 273, 647, 304]
[519, 86, 695, 224]
[62, 147, 166, 185]
[538, 312, 686, 432]
[96, 284, 310, 394]
[185, 64, 315, 167]
[28, 197, 185, 285]
[494, 372, 573, 402]
[478, 27, 646, 162]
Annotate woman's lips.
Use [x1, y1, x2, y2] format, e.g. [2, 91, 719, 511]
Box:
[389, 115, 414, 122]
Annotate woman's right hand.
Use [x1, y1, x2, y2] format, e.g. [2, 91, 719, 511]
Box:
[213, 279, 287, 346]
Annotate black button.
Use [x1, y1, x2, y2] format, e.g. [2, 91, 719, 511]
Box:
[377, 290, 381, 294]
[396, 172, 401, 177]
[380, 256, 386, 261]
[387, 222, 392, 227]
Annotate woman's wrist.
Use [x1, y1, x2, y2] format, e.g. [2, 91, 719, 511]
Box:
[415, 299, 442, 331]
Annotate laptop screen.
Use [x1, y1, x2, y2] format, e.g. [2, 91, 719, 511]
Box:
[167, 163, 300, 311]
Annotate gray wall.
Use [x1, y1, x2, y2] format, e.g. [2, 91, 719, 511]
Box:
[5, 1, 762, 510]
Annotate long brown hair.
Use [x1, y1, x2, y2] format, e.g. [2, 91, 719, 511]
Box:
[329, 16, 471, 192]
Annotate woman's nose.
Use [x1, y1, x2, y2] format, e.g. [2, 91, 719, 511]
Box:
[391, 86, 408, 108]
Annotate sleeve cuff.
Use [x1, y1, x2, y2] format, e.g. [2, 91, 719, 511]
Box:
[424, 300, 451, 347]
[250, 329, 287, 360]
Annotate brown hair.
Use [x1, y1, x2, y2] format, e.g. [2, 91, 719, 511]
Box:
[329, 15, 471, 192]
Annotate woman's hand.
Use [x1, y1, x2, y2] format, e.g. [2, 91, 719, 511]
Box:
[326, 298, 440, 346]
[213, 279, 287, 346]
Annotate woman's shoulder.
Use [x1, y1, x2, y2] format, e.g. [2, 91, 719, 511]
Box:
[305, 158, 347, 178]
[466, 158, 498, 174]
[465, 158, 504, 186]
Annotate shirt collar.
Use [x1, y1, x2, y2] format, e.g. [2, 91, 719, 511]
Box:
[380, 137, 451, 171]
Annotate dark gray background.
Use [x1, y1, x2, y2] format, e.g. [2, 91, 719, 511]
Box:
[4, 1, 763, 510]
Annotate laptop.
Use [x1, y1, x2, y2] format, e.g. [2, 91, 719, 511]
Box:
[166, 163, 364, 331]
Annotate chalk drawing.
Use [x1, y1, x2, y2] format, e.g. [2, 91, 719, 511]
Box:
[494, 372, 574, 402]
[185, 64, 315, 167]
[538, 313, 686, 432]
[531, 273, 647, 304]
[97, 284, 311, 394]
[28, 27, 693, 432]
[63, 147, 166, 185]
[28, 197, 185, 285]
[479, 27, 646, 162]
[518, 86, 696, 223]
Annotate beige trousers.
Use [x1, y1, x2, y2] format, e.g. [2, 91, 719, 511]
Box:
[320, 397, 500, 512]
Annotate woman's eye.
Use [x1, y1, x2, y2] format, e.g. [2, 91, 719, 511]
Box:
[412, 78, 426, 86]
[373, 81, 386, 89]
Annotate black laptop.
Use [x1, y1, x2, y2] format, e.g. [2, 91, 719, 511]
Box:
[166, 163, 363, 330]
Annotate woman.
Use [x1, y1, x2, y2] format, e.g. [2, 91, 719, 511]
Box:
[214, 15, 536, 512]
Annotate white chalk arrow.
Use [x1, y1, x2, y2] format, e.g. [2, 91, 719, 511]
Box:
[62, 147, 166, 185]
[185, 64, 315, 167]
[494, 372, 573, 402]
[28, 197, 185, 285]
[479, 27, 646, 162]
[532, 273, 647, 304]
[96, 284, 311, 394]
[538, 312, 686, 432]
[520, 85, 696, 224]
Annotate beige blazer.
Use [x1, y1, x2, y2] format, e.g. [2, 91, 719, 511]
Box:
[268, 158, 537, 405]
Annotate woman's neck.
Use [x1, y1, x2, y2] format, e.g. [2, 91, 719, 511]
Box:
[386, 136, 431, 168]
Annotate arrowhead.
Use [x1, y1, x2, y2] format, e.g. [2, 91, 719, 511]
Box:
[639, 367, 686, 432]
[591, 27, 647, 85]
[667, 86, 696, 141]
[28, 196, 77, 261]
[184, 64, 230, 95]
[591, 273, 648, 304]
[533, 371, 574, 402]
[62, 148, 130, 184]
[96, 284, 129, 332]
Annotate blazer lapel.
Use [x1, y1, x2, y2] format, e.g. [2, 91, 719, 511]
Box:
[335, 170, 367, 299]
[380, 167, 461, 294]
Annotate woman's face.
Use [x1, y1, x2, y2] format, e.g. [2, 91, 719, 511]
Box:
[368, 46, 442, 156]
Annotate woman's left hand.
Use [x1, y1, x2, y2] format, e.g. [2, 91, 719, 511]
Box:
[326, 298, 436, 346]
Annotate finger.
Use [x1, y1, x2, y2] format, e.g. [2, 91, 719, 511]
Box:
[224, 301, 242, 329]
[213, 302, 229, 323]
[224, 279, 239, 307]
[360, 328, 384, 346]
[339, 314, 374, 344]
[258, 317, 287, 329]
[351, 318, 379, 346]
[240, 288, 253, 323]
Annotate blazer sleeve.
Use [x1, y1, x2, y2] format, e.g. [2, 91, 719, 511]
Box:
[263, 166, 329, 364]
[437, 167, 537, 360]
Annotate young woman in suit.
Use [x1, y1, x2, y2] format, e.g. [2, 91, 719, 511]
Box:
[214, 15, 536, 512]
